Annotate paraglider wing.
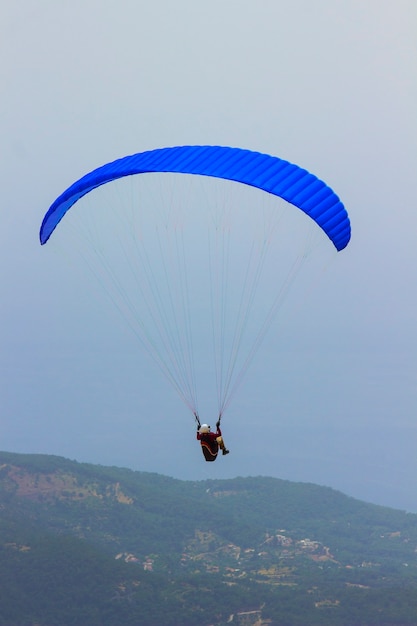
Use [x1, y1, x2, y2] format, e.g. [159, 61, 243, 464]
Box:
[40, 145, 350, 251]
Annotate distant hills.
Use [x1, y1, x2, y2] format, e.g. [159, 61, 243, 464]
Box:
[1, 450, 416, 625]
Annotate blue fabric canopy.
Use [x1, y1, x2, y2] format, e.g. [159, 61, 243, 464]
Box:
[40, 145, 350, 250]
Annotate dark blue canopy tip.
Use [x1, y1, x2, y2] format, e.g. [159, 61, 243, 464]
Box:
[40, 145, 350, 250]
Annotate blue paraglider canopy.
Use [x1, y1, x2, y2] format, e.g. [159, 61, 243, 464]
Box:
[40, 145, 350, 250]
[40, 145, 351, 420]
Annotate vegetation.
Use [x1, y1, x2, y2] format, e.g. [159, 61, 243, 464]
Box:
[0, 450, 416, 625]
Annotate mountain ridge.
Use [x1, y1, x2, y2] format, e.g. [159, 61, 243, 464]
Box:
[1, 450, 416, 625]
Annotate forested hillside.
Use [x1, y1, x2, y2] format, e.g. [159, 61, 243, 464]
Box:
[1, 451, 416, 625]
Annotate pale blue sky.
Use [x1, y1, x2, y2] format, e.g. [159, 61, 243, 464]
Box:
[1, 0, 416, 511]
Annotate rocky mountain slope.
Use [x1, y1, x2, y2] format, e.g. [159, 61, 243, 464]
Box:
[1, 451, 416, 625]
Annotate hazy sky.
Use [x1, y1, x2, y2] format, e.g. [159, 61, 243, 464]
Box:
[1, 0, 416, 512]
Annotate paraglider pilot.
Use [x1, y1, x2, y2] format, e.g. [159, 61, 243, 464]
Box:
[196, 419, 229, 462]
